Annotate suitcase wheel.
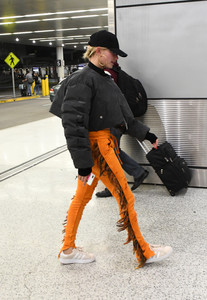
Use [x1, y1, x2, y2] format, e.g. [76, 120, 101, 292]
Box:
[169, 190, 175, 196]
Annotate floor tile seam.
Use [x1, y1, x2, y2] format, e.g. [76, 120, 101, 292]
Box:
[0, 144, 67, 182]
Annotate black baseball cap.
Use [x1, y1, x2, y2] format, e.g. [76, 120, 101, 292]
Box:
[88, 30, 127, 57]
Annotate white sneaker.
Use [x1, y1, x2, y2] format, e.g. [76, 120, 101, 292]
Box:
[59, 248, 96, 264]
[146, 244, 173, 264]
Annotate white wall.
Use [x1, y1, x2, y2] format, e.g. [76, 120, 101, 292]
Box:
[116, 0, 207, 98]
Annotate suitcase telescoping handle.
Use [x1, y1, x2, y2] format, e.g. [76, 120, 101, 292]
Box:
[136, 139, 151, 154]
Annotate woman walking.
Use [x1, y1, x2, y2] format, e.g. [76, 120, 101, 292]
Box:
[58, 30, 172, 268]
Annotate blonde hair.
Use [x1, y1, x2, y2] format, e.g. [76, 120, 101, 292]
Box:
[83, 46, 108, 60]
[83, 46, 97, 60]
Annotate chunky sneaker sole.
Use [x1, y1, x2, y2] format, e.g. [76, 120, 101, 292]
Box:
[146, 245, 173, 264]
[59, 248, 96, 264]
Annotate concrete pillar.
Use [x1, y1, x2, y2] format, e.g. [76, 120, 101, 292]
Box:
[56, 46, 65, 81]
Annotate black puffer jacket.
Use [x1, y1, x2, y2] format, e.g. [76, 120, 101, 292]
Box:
[61, 64, 149, 170]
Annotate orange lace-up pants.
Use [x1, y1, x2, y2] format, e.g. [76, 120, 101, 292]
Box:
[59, 129, 154, 267]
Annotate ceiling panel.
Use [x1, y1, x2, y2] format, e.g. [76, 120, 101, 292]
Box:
[0, 0, 108, 49]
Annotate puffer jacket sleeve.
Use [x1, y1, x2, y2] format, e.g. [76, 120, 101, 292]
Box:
[61, 82, 94, 169]
[119, 94, 150, 141]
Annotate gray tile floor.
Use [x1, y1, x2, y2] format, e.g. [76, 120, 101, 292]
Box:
[1, 116, 207, 300]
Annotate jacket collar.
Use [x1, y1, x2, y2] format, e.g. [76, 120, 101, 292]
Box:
[88, 62, 107, 77]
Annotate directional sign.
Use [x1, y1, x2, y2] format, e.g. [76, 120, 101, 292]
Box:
[56, 59, 61, 67]
[4, 52, 20, 69]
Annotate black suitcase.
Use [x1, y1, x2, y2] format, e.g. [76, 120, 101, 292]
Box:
[138, 141, 191, 196]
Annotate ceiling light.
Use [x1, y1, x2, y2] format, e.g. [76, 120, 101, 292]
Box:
[43, 17, 68, 21]
[34, 30, 55, 33]
[29, 37, 57, 40]
[56, 10, 86, 15]
[15, 38, 19, 42]
[62, 44, 64, 47]
[67, 35, 83, 38]
[65, 42, 78, 45]
[89, 8, 108, 12]
[0, 15, 23, 20]
[32, 40, 36, 43]
[56, 28, 78, 31]
[57, 38, 74, 41]
[0, 8, 107, 21]
[0, 22, 13, 25]
[49, 42, 52, 45]
[13, 31, 33, 34]
[71, 15, 99, 19]
[79, 26, 102, 30]
[74, 45, 77, 48]
[15, 20, 40, 24]
[24, 13, 55, 17]
[0, 33, 12, 35]
[39, 39, 55, 42]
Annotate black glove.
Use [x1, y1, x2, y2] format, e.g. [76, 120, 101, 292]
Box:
[78, 167, 92, 176]
[145, 132, 157, 144]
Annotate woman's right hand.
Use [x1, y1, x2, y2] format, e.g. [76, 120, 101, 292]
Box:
[78, 175, 89, 186]
[153, 138, 158, 149]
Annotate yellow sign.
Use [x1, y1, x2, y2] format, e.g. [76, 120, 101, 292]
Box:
[4, 52, 20, 69]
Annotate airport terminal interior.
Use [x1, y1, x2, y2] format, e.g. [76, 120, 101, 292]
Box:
[0, 0, 207, 299]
